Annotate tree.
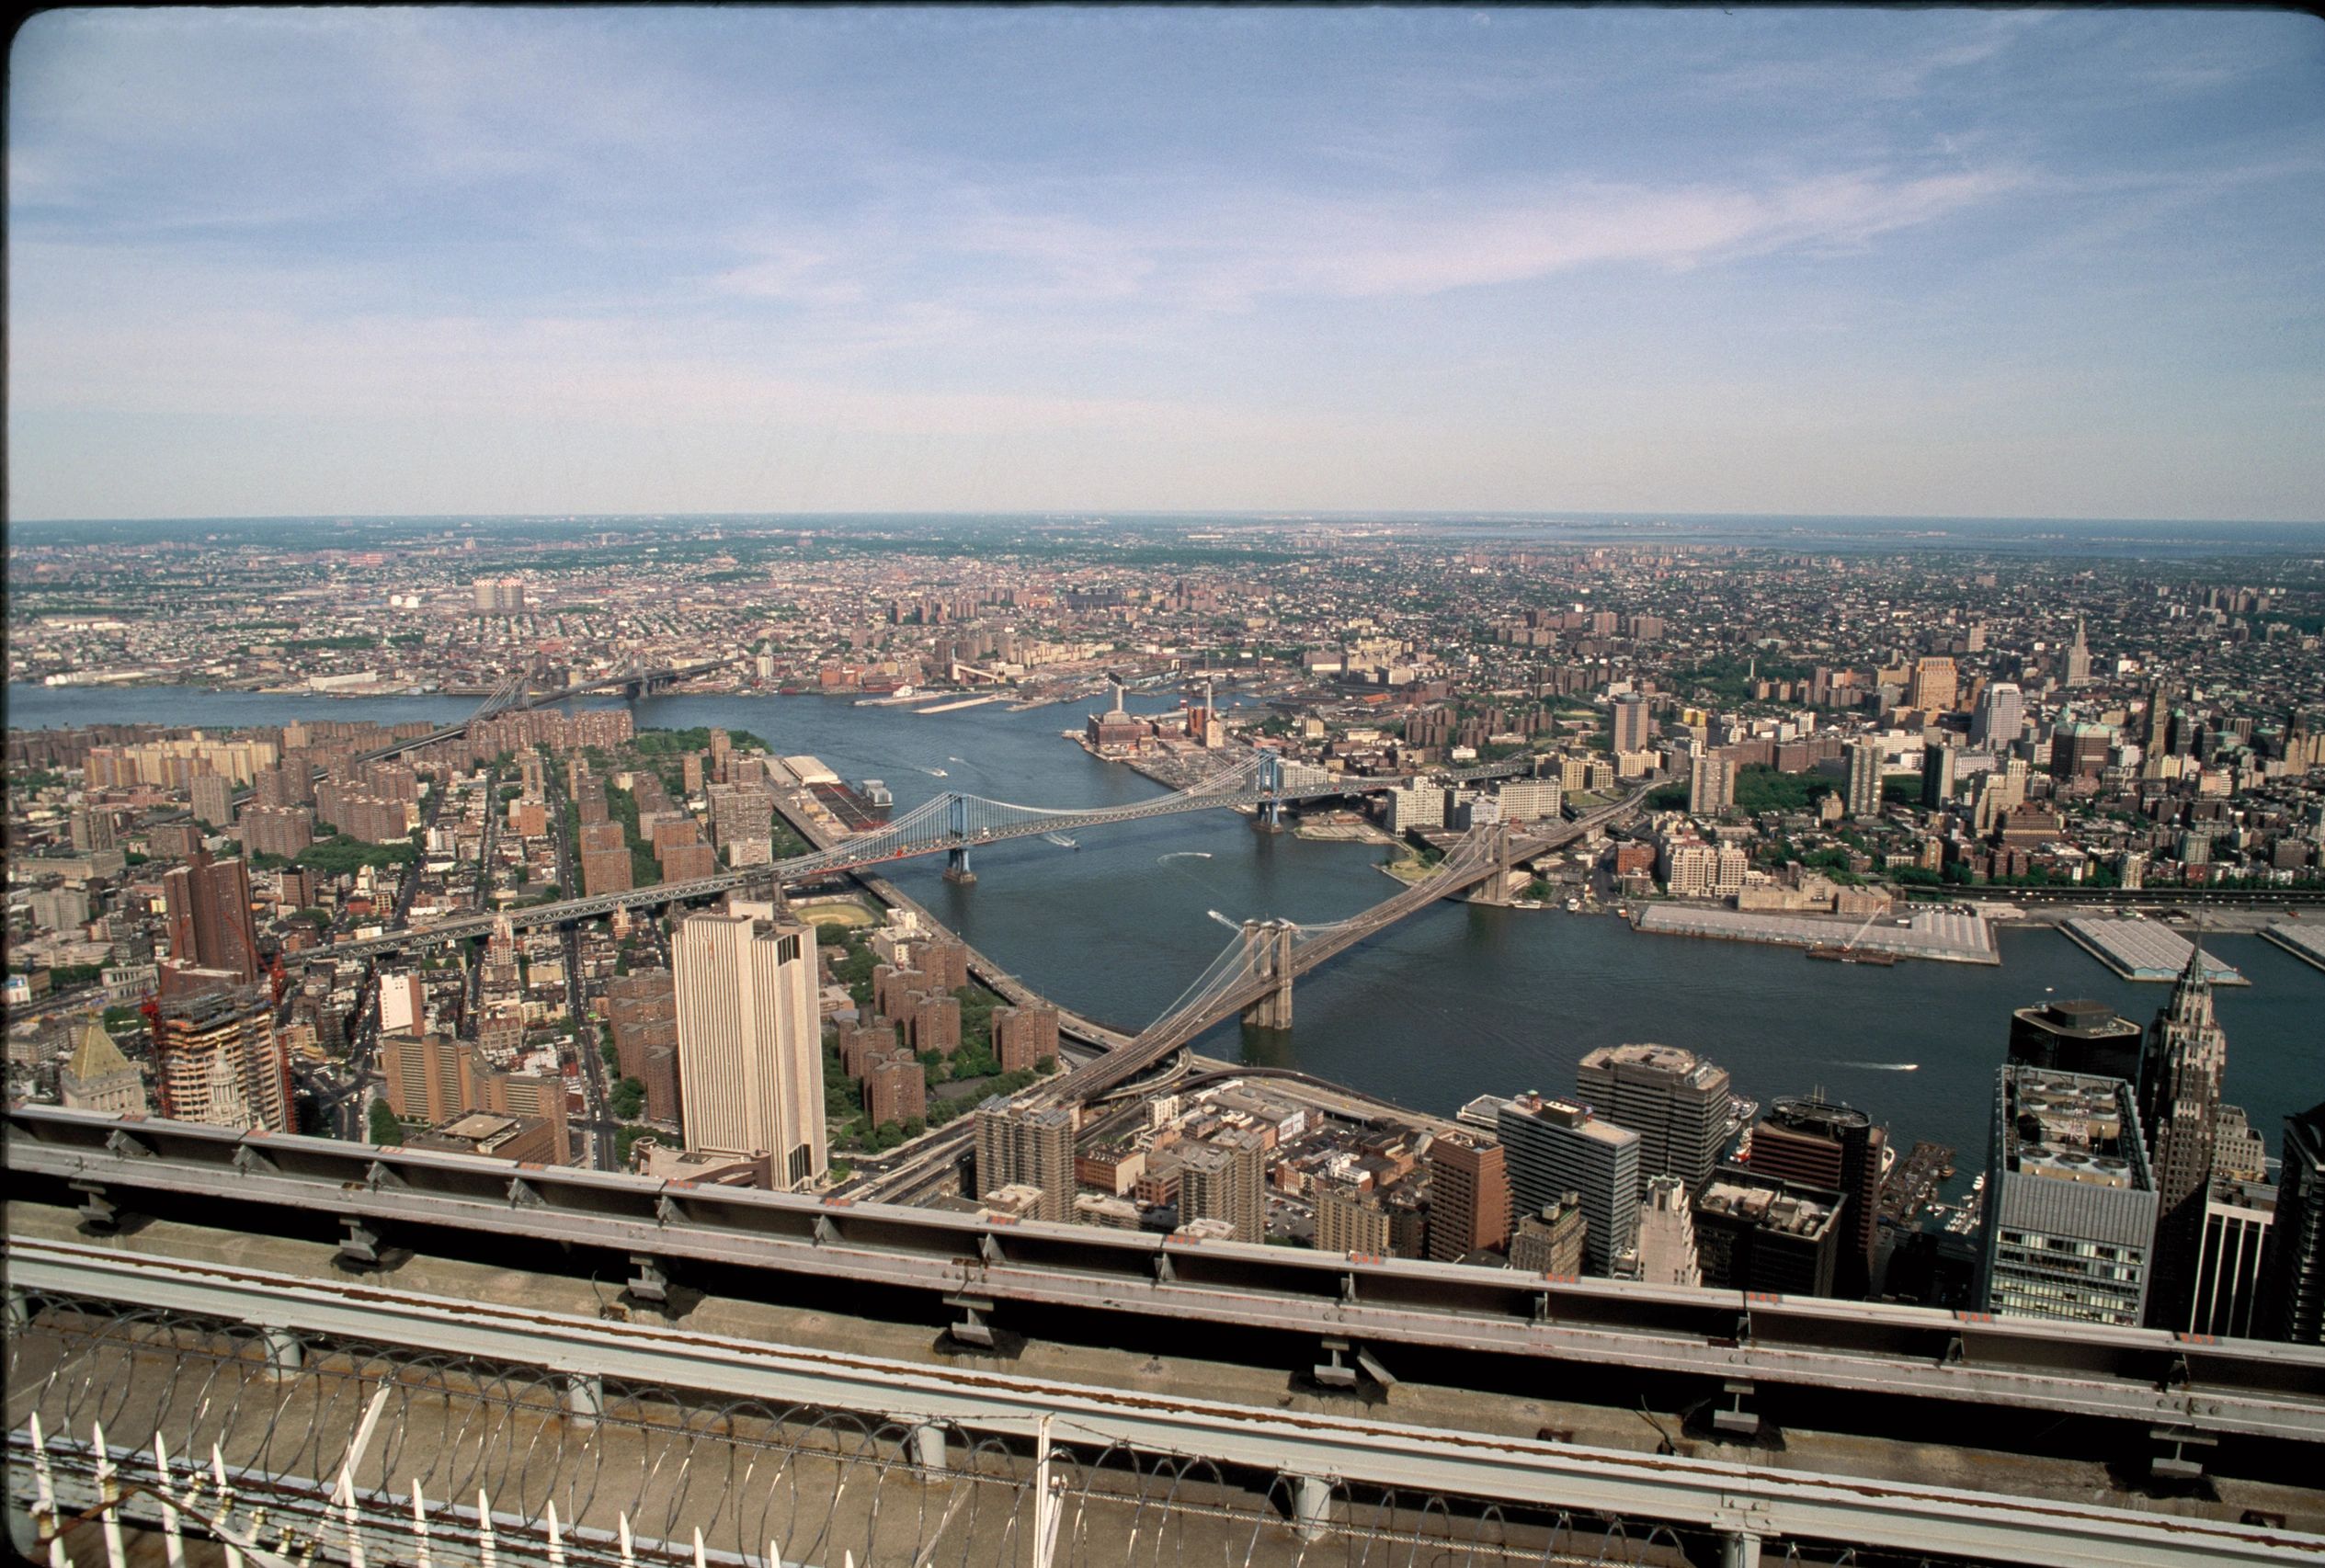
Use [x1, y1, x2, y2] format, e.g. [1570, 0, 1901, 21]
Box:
[609, 1076, 647, 1119]
[368, 1099, 402, 1145]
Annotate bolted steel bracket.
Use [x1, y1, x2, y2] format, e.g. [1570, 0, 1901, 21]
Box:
[70, 1181, 118, 1233]
[336, 1216, 383, 1271]
[625, 1254, 670, 1305]
[943, 1292, 997, 1349]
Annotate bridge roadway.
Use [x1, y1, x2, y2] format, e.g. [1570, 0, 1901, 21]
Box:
[844, 785, 1654, 1203]
[307, 756, 1533, 961]
[7, 1108, 2323, 1568]
[768, 784, 1136, 1053]
[1058, 785, 1653, 1104]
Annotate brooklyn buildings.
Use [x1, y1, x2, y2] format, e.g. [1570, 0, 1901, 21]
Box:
[1971, 680, 2023, 748]
[1845, 737, 1882, 820]
[672, 902, 826, 1189]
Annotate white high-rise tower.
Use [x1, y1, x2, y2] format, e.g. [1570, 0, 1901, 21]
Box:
[674, 905, 828, 1188]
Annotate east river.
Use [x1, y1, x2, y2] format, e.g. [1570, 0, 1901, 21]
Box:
[12, 683, 2320, 1187]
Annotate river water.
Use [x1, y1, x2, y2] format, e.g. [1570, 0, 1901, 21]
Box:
[12, 684, 2319, 1182]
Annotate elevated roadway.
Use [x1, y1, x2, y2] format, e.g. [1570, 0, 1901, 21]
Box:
[21, 1106, 2319, 1445]
[7, 1107, 2323, 1568]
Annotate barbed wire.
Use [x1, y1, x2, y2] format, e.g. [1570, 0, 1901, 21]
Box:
[5, 1291, 1797, 1568]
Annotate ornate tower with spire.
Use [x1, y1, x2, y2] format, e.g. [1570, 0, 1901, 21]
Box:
[2140, 938, 2228, 1327]
[2064, 618, 2092, 687]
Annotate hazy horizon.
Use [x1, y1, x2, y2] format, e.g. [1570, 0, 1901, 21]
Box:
[11, 8, 2324, 522]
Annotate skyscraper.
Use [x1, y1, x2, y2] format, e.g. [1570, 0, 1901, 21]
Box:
[190, 773, 235, 831]
[153, 983, 291, 1132]
[1178, 1134, 1265, 1243]
[1981, 1066, 2157, 1328]
[71, 803, 118, 852]
[1611, 692, 1650, 755]
[1635, 1175, 1703, 1288]
[161, 847, 261, 986]
[2064, 618, 2092, 687]
[1972, 681, 2024, 750]
[974, 1101, 1078, 1223]
[2141, 682, 2173, 760]
[673, 906, 827, 1188]
[1692, 1168, 1844, 1295]
[1748, 1096, 1884, 1298]
[1920, 742, 1956, 811]
[2259, 1102, 2325, 1344]
[1509, 1195, 1587, 1275]
[1576, 1042, 1733, 1191]
[2048, 722, 2114, 781]
[2138, 943, 2228, 1328]
[1497, 1094, 1640, 1276]
[1315, 1180, 1391, 1256]
[1426, 1131, 1511, 1261]
[1687, 752, 1734, 816]
[2187, 1176, 2274, 1337]
[2008, 997, 2143, 1087]
[1907, 656, 1957, 714]
[1845, 738, 1882, 820]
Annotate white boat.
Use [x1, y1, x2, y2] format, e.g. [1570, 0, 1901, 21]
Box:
[1565, 897, 1581, 912]
[1045, 834, 1079, 850]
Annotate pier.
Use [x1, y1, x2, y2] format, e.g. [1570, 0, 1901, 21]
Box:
[2060, 915, 2248, 983]
[1633, 904, 2000, 964]
[2262, 919, 2325, 972]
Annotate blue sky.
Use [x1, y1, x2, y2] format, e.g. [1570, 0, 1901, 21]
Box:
[9, 7, 2323, 522]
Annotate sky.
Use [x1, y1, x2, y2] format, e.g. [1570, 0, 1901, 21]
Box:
[8, 7, 2324, 524]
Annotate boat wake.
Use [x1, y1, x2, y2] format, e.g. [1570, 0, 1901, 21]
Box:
[1840, 1062, 1921, 1072]
[1159, 851, 1214, 863]
[1207, 909, 1241, 930]
[916, 766, 949, 778]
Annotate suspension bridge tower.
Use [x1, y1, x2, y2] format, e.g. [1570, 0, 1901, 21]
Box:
[1240, 917, 1296, 1029]
[1255, 749, 1285, 834]
[942, 795, 977, 884]
[1476, 818, 1518, 906]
